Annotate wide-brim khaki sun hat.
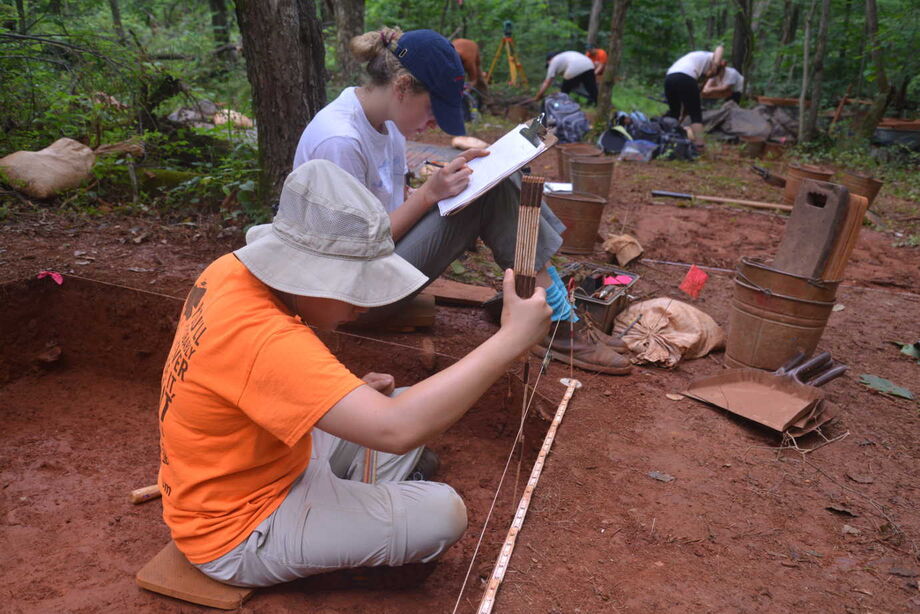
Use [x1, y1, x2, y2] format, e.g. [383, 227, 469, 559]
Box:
[235, 159, 427, 308]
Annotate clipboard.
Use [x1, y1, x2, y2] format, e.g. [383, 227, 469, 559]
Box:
[437, 117, 558, 216]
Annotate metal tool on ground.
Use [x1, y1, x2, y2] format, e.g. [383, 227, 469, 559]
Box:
[684, 351, 847, 434]
[773, 180, 850, 278]
[750, 164, 787, 187]
[651, 190, 792, 212]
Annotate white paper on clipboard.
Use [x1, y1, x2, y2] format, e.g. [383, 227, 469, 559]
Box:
[437, 123, 556, 216]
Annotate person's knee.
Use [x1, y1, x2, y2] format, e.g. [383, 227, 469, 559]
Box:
[422, 484, 468, 546]
[401, 483, 468, 561]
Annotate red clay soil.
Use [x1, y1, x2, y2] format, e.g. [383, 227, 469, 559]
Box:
[1, 138, 919, 613]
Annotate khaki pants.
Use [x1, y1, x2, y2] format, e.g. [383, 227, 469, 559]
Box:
[196, 427, 467, 588]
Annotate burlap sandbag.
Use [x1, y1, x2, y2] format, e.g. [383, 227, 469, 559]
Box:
[0, 138, 95, 199]
[613, 297, 725, 367]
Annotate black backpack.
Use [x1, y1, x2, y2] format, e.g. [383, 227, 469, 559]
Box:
[655, 133, 698, 161]
[598, 125, 633, 154]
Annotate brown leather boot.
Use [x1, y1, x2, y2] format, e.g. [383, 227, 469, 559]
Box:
[552, 317, 630, 352]
[533, 320, 632, 375]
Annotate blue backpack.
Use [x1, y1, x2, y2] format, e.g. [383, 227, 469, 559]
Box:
[544, 93, 589, 143]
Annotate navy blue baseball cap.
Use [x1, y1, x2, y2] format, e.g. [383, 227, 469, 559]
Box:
[391, 29, 466, 136]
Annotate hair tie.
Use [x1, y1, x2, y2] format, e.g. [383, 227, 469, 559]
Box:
[380, 31, 393, 51]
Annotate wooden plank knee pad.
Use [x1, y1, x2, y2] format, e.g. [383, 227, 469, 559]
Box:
[136, 542, 255, 610]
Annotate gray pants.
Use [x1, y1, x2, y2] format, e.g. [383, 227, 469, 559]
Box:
[361, 176, 566, 322]
[196, 427, 467, 588]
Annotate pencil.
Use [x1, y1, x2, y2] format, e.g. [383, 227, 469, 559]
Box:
[424, 160, 446, 168]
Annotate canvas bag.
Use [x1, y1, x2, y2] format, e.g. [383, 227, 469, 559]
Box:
[544, 92, 589, 144]
[0, 138, 95, 199]
[613, 297, 725, 367]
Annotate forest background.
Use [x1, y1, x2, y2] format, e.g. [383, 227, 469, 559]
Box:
[0, 0, 917, 220]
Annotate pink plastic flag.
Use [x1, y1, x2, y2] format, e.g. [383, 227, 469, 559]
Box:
[37, 271, 64, 285]
[603, 274, 633, 286]
[679, 265, 708, 299]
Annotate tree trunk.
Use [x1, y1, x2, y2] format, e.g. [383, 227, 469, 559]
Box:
[731, 0, 754, 92]
[801, 0, 829, 141]
[769, 0, 796, 89]
[15, 0, 26, 33]
[586, 0, 603, 47]
[838, 0, 851, 60]
[236, 0, 327, 208]
[208, 0, 232, 60]
[797, 0, 816, 143]
[438, 0, 450, 34]
[678, 0, 696, 48]
[48, 0, 63, 16]
[334, 0, 365, 85]
[856, 0, 891, 139]
[595, 0, 631, 129]
[108, 0, 126, 44]
[751, 0, 773, 33]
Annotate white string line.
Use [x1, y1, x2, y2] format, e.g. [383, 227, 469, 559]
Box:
[451, 317, 564, 614]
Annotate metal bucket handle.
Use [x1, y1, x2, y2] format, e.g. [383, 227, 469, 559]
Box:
[734, 277, 837, 306]
[737, 258, 838, 289]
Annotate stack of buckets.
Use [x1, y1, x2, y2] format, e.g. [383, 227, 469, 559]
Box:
[726, 257, 841, 370]
[725, 167, 883, 370]
[545, 143, 616, 254]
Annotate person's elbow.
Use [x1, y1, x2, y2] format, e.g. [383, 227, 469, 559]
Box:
[374, 426, 423, 455]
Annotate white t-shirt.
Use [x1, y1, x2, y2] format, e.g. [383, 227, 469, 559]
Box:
[293, 87, 407, 213]
[721, 67, 745, 93]
[546, 51, 595, 81]
[666, 51, 714, 80]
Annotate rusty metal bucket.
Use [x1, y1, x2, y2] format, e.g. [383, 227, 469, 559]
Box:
[783, 163, 834, 205]
[555, 143, 601, 181]
[740, 136, 766, 158]
[570, 155, 616, 200]
[543, 191, 607, 254]
[838, 171, 883, 206]
[726, 261, 837, 370]
[737, 257, 840, 302]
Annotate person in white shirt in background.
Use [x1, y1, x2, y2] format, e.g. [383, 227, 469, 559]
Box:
[703, 66, 745, 104]
[528, 50, 598, 106]
[664, 46, 726, 149]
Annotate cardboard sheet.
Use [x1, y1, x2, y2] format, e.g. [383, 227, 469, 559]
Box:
[684, 368, 824, 432]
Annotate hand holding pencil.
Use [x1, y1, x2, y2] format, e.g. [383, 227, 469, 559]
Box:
[421, 149, 490, 204]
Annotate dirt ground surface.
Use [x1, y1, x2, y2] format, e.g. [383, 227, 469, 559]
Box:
[1, 130, 919, 614]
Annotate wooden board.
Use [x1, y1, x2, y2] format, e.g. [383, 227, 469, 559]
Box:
[421, 278, 496, 306]
[773, 180, 850, 278]
[136, 541, 255, 610]
[822, 194, 869, 280]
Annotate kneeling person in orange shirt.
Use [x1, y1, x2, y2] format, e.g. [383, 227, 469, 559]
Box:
[157, 159, 551, 588]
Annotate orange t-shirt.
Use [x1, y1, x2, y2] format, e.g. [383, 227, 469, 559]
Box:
[157, 254, 364, 564]
[587, 48, 608, 65]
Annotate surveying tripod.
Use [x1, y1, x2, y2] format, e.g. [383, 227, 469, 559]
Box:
[485, 21, 528, 87]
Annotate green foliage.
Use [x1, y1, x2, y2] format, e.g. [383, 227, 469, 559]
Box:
[609, 80, 668, 117]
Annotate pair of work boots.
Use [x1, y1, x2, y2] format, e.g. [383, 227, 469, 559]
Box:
[534, 319, 632, 375]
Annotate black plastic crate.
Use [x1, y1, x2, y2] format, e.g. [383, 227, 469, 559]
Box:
[560, 263, 639, 334]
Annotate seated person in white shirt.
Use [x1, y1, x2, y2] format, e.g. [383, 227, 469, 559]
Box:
[703, 66, 744, 103]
